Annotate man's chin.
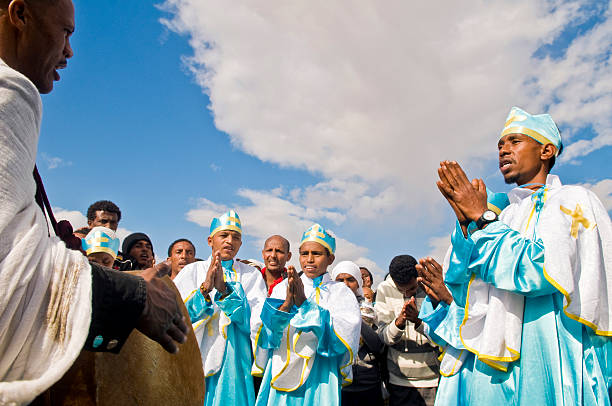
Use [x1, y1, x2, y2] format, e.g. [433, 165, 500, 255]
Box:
[503, 173, 519, 185]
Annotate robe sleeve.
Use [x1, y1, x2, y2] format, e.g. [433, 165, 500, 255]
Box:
[215, 281, 251, 334]
[449, 220, 557, 297]
[184, 289, 214, 324]
[256, 298, 295, 349]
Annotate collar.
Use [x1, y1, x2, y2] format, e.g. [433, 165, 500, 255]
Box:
[507, 174, 562, 204]
[302, 272, 331, 288]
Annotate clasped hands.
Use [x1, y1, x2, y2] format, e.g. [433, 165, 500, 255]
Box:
[200, 251, 229, 298]
[437, 160, 488, 233]
[279, 266, 307, 312]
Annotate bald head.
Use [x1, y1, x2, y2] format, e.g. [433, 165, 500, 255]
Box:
[0, 0, 74, 93]
[262, 235, 291, 274]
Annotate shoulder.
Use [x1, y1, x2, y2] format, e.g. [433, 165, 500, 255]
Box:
[235, 260, 260, 276]
[0, 61, 41, 116]
[547, 183, 604, 211]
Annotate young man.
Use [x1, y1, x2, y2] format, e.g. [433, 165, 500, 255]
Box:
[434, 107, 612, 405]
[174, 210, 267, 406]
[86, 200, 121, 232]
[375, 255, 440, 406]
[121, 232, 154, 270]
[253, 224, 361, 406]
[260, 235, 291, 296]
[167, 238, 196, 279]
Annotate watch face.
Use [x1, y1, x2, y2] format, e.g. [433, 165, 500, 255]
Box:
[484, 210, 497, 221]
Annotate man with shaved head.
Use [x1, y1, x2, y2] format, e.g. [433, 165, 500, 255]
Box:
[260, 235, 291, 296]
[0, 1, 187, 403]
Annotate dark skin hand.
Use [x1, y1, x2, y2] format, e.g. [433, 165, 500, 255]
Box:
[437, 161, 488, 234]
[137, 263, 188, 354]
[199, 252, 227, 297]
[416, 257, 453, 307]
[279, 266, 306, 312]
[395, 297, 421, 329]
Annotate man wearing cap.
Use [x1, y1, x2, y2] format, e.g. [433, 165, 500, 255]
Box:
[433, 107, 612, 405]
[253, 224, 361, 406]
[174, 210, 267, 406]
[122, 232, 155, 270]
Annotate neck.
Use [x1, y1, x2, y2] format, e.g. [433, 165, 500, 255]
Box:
[266, 267, 283, 279]
[517, 170, 548, 191]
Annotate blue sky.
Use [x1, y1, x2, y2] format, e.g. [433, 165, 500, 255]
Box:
[44, 0, 612, 284]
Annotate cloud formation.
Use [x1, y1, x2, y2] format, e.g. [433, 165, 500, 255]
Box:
[161, 0, 611, 273]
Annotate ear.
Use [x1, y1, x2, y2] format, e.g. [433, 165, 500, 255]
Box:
[7, 0, 28, 31]
[287, 251, 292, 261]
[207, 236, 213, 247]
[540, 143, 556, 161]
[328, 254, 335, 265]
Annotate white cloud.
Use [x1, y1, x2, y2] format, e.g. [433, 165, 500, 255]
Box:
[581, 178, 612, 211]
[159, 0, 608, 217]
[427, 234, 452, 266]
[186, 188, 386, 282]
[40, 153, 72, 170]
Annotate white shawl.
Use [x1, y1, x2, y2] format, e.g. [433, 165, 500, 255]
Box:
[0, 61, 92, 405]
[458, 175, 612, 371]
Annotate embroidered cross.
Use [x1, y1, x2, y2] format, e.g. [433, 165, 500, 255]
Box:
[560, 204, 592, 238]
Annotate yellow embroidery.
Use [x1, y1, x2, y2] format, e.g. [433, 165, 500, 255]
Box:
[560, 204, 593, 238]
[206, 312, 220, 336]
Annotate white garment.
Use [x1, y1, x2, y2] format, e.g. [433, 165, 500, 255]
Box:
[173, 257, 267, 377]
[253, 272, 361, 390]
[0, 60, 92, 405]
[460, 174, 612, 369]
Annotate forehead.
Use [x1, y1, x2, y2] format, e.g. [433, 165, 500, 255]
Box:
[133, 240, 150, 246]
[335, 272, 355, 280]
[264, 237, 286, 249]
[41, 0, 75, 25]
[299, 241, 325, 252]
[213, 230, 241, 238]
[173, 241, 194, 251]
[95, 210, 117, 219]
[498, 133, 534, 145]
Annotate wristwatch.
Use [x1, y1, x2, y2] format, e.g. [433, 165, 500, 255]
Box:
[475, 210, 498, 230]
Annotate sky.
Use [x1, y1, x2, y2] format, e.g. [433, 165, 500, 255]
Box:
[44, 0, 612, 286]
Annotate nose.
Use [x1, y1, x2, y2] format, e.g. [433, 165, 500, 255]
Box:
[65, 37, 74, 59]
[307, 252, 314, 263]
[499, 142, 510, 157]
[179, 251, 187, 259]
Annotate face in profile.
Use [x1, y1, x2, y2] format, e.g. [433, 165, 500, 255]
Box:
[299, 241, 335, 279]
[360, 267, 373, 288]
[208, 230, 242, 261]
[498, 133, 549, 185]
[88, 252, 114, 268]
[13, 0, 75, 93]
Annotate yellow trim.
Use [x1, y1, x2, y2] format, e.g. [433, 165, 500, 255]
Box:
[479, 358, 508, 372]
[333, 327, 354, 383]
[300, 236, 334, 255]
[315, 288, 321, 304]
[85, 246, 117, 259]
[542, 265, 612, 336]
[184, 289, 199, 304]
[458, 274, 521, 363]
[487, 202, 502, 215]
[270, 329, 313, 392]
[209, 224, 242, 237]
[501, 126, 552, 146]
[220, 312, 231, 339]
[439, 349, 464, 377]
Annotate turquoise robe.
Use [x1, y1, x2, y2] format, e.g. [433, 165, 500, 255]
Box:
[254, 273, 361, 406]
[424, 218, 612, 406]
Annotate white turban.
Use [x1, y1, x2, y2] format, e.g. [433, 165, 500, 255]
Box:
[330, 260, 363, 297]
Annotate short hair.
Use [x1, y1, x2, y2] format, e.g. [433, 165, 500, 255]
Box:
[388, 255, 418, 286]
[264, 235, 290, 252]
[87, 200, 122, 222]
[167, 238, 196, 257]
[359, 266, 373, 280]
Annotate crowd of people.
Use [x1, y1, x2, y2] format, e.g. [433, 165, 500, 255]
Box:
[1, 0, 612, 405]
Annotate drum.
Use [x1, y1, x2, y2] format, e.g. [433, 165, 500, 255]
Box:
[32, 276, 204, 405]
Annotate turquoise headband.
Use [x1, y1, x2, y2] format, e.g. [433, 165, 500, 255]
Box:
[209, 210, 242, 237]
[300, 224, 336, 254]
[82, 226, 120, 259]
[501, 106, 562, 156]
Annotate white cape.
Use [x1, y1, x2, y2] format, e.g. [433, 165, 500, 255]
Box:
[0, 60, 92, 405]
